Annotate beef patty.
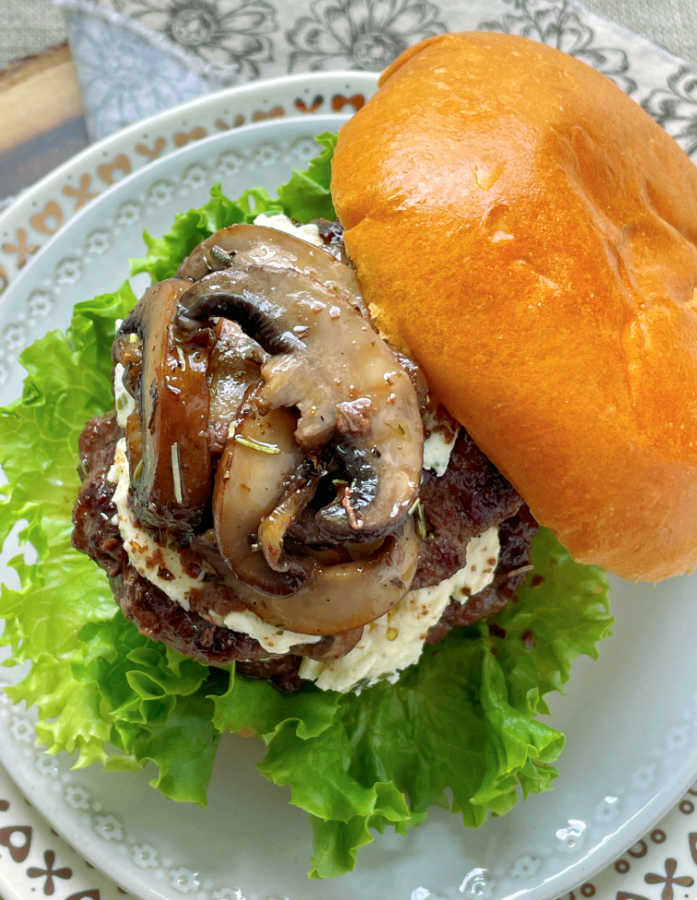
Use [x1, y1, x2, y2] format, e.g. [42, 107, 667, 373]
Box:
[73, 413, 537, 692]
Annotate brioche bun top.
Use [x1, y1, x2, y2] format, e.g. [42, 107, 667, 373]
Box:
[331, 31, 697, 581]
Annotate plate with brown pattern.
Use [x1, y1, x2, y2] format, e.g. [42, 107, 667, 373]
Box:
[1, 72, 697, 900]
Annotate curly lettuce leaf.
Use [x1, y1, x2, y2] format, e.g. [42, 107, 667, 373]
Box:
[130, 131, 337, 282]
[213, 530, 609, 877]
[0, 135, 612, 878]
[130, 184, 284, 282]
[277, 132, 337, 221]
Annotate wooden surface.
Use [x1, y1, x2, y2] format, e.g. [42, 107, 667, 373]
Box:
[0, 42, 88, 200]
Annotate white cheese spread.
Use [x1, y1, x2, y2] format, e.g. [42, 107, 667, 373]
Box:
[422, 429, 457, 477]
[253, 212, 323, 247]
[114, 362, 135, 429]
[299, 527, 499, 692]
[206, 608, 320, 654]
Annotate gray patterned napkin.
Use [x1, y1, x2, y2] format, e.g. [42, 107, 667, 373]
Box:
[53, 0, 697, 150]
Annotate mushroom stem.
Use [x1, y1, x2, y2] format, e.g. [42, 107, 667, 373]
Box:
[213, 400, 314, 594]
[258, 462, 321, 573]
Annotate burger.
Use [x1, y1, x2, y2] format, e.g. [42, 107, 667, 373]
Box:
[74, 206, 539, 694]
[2, 30, 695, 879]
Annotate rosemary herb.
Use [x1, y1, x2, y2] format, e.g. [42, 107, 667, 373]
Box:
[170, 442, 183, 504]
[410, 498, 428, 539]
[234, 434, 281, 455]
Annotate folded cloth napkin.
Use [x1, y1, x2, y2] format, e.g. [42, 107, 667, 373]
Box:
[53, 0, 697, 153]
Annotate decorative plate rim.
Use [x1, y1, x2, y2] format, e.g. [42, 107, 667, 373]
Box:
[0, 68, 377, 234]
[0, 69, 379, 314]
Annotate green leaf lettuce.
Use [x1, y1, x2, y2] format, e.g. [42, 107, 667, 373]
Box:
[0, 135, 612, 878]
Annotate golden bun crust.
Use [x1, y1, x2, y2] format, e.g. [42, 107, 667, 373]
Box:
[332, 31, 697, 581]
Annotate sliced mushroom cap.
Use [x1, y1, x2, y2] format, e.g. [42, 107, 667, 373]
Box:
[234, 518, 419, 635]
[177, 253, 423, 540]
[288, 627, 364, 660]
[117, 278, 211, 530]
[124, 408, 143, 473]
[186, 574, 364, 661]
[213, 399, 312, 594]
[191, 518, 413, 638]
[177, 224, 366, 315]
[208, 318, 268, 453]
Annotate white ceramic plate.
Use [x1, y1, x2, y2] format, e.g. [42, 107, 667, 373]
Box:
[1, 73, 697, 900]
